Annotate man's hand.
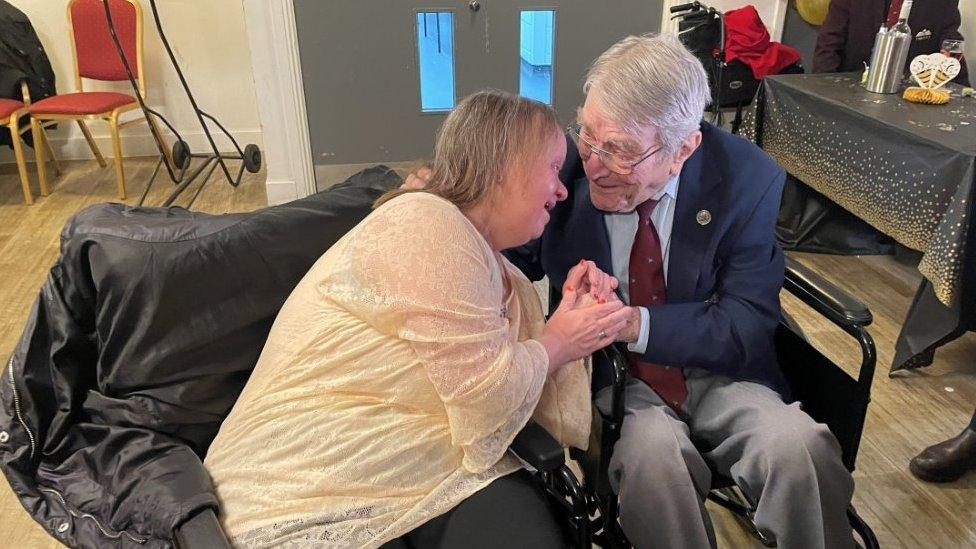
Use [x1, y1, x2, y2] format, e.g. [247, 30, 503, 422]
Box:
[616, 306, 642, 344]
[592, 290, 640, 344]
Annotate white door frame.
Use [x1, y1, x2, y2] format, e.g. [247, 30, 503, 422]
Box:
[661, 0, 788, 41]
[242, 0, 316, 205]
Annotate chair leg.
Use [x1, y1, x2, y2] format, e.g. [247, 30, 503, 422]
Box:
[9, 118, 34, 205]
[77, 120, 107, 168]
[29, 116, 50, 196]
[40, 127, 62, 176]
[109, 113, 126, 200]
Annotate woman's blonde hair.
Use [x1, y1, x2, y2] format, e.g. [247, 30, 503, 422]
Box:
[376, 90, 559, 209]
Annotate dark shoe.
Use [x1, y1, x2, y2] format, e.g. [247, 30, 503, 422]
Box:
[909, 427, 976, 483]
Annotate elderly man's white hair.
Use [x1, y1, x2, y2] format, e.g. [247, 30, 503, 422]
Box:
[583, 33, 710, 159]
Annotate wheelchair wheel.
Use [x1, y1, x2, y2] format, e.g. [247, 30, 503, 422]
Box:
[172, 140, 191, 170]
[243, 144, 262, 173]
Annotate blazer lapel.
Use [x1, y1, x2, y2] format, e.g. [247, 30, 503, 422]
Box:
[667, 147, 723, 302]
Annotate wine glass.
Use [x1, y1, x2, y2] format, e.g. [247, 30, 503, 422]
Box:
[940, 39, 964, 62]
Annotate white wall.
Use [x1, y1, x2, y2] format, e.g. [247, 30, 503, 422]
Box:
[1, 0, 261, 164]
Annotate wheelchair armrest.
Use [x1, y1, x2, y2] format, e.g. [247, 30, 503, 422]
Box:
[510, 420, 565, 472]
[174, 508, 231, 549]
[783, 256, 877, 390]
[784, 256, 872, 330]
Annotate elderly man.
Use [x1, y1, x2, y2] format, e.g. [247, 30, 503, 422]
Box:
[506, 34, 854, 548]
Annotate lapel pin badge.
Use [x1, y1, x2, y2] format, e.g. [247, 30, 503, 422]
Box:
[696, 209, 712, 226]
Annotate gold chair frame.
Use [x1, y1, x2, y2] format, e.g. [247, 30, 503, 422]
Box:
[2, 82, 60, 204]
[31, 0, 170, 200]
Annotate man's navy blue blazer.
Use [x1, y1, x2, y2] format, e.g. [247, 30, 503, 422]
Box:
[505, 122, 788, 396]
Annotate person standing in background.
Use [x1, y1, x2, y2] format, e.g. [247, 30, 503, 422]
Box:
[813, 0, 970, 85]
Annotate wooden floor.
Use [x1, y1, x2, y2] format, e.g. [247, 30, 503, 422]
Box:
[1, 158, 974, 548]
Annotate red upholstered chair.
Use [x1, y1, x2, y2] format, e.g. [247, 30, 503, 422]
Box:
[2, 82, 60, 204]
[29, 0, 167, 200]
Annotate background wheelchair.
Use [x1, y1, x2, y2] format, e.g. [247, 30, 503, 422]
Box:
[670, 1, 802, 134]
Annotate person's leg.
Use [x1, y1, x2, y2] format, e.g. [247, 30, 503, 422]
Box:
[909, 407, 976, 483]
[596, 378, 716, 549]
[398, 469, 568, 549]
[685, 369, 854, 549]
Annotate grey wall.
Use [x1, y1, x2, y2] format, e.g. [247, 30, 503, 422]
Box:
[293, 1, 663, 166]
[780, 5, 820, 71]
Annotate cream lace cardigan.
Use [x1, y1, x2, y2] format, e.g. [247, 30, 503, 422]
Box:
[204, 192, 591, 548]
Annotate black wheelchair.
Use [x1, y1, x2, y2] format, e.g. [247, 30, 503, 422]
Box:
[570, 256, 880, 548]
[0, 169, 594, 549]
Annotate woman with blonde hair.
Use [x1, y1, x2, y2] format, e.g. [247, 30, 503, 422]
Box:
[204, 90, 629, 548]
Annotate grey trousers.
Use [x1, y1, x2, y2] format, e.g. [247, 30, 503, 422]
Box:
[595, 368, 855, 549]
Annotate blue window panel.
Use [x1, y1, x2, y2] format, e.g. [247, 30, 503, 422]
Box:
[519, 10, 554, 105]
[416, 12, 455, 112]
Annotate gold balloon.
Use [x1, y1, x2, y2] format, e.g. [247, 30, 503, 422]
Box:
[796, 0, 831, 26]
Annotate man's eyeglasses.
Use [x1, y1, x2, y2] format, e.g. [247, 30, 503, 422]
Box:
[566, 122, 662, 175]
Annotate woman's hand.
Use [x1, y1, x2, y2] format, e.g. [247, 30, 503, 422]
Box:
[563, 260, 618, 307]
[539, 282, 633, 372]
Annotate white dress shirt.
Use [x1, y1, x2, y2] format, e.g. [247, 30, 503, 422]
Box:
[603, 172, 680, 354]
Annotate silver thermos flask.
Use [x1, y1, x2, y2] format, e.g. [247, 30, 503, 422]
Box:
[865, 0, 913, 94]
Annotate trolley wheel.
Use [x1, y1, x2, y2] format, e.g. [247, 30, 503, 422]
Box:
[243, 144, 262, 173]
[172, 140, 191, 170]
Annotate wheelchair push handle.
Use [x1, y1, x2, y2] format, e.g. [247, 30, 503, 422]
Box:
[670, 2, 701, 13]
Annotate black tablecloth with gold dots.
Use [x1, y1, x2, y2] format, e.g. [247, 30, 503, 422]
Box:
[750, 72, 976, 372]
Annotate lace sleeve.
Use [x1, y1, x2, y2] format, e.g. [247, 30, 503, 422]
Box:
[337, 194, 549, 473]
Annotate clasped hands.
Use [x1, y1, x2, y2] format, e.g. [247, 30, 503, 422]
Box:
[540, 260, 640, 370]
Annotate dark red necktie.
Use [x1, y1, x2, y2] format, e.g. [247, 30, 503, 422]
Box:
[627, 198, 688, 410]
[885, 0, 904, 27]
